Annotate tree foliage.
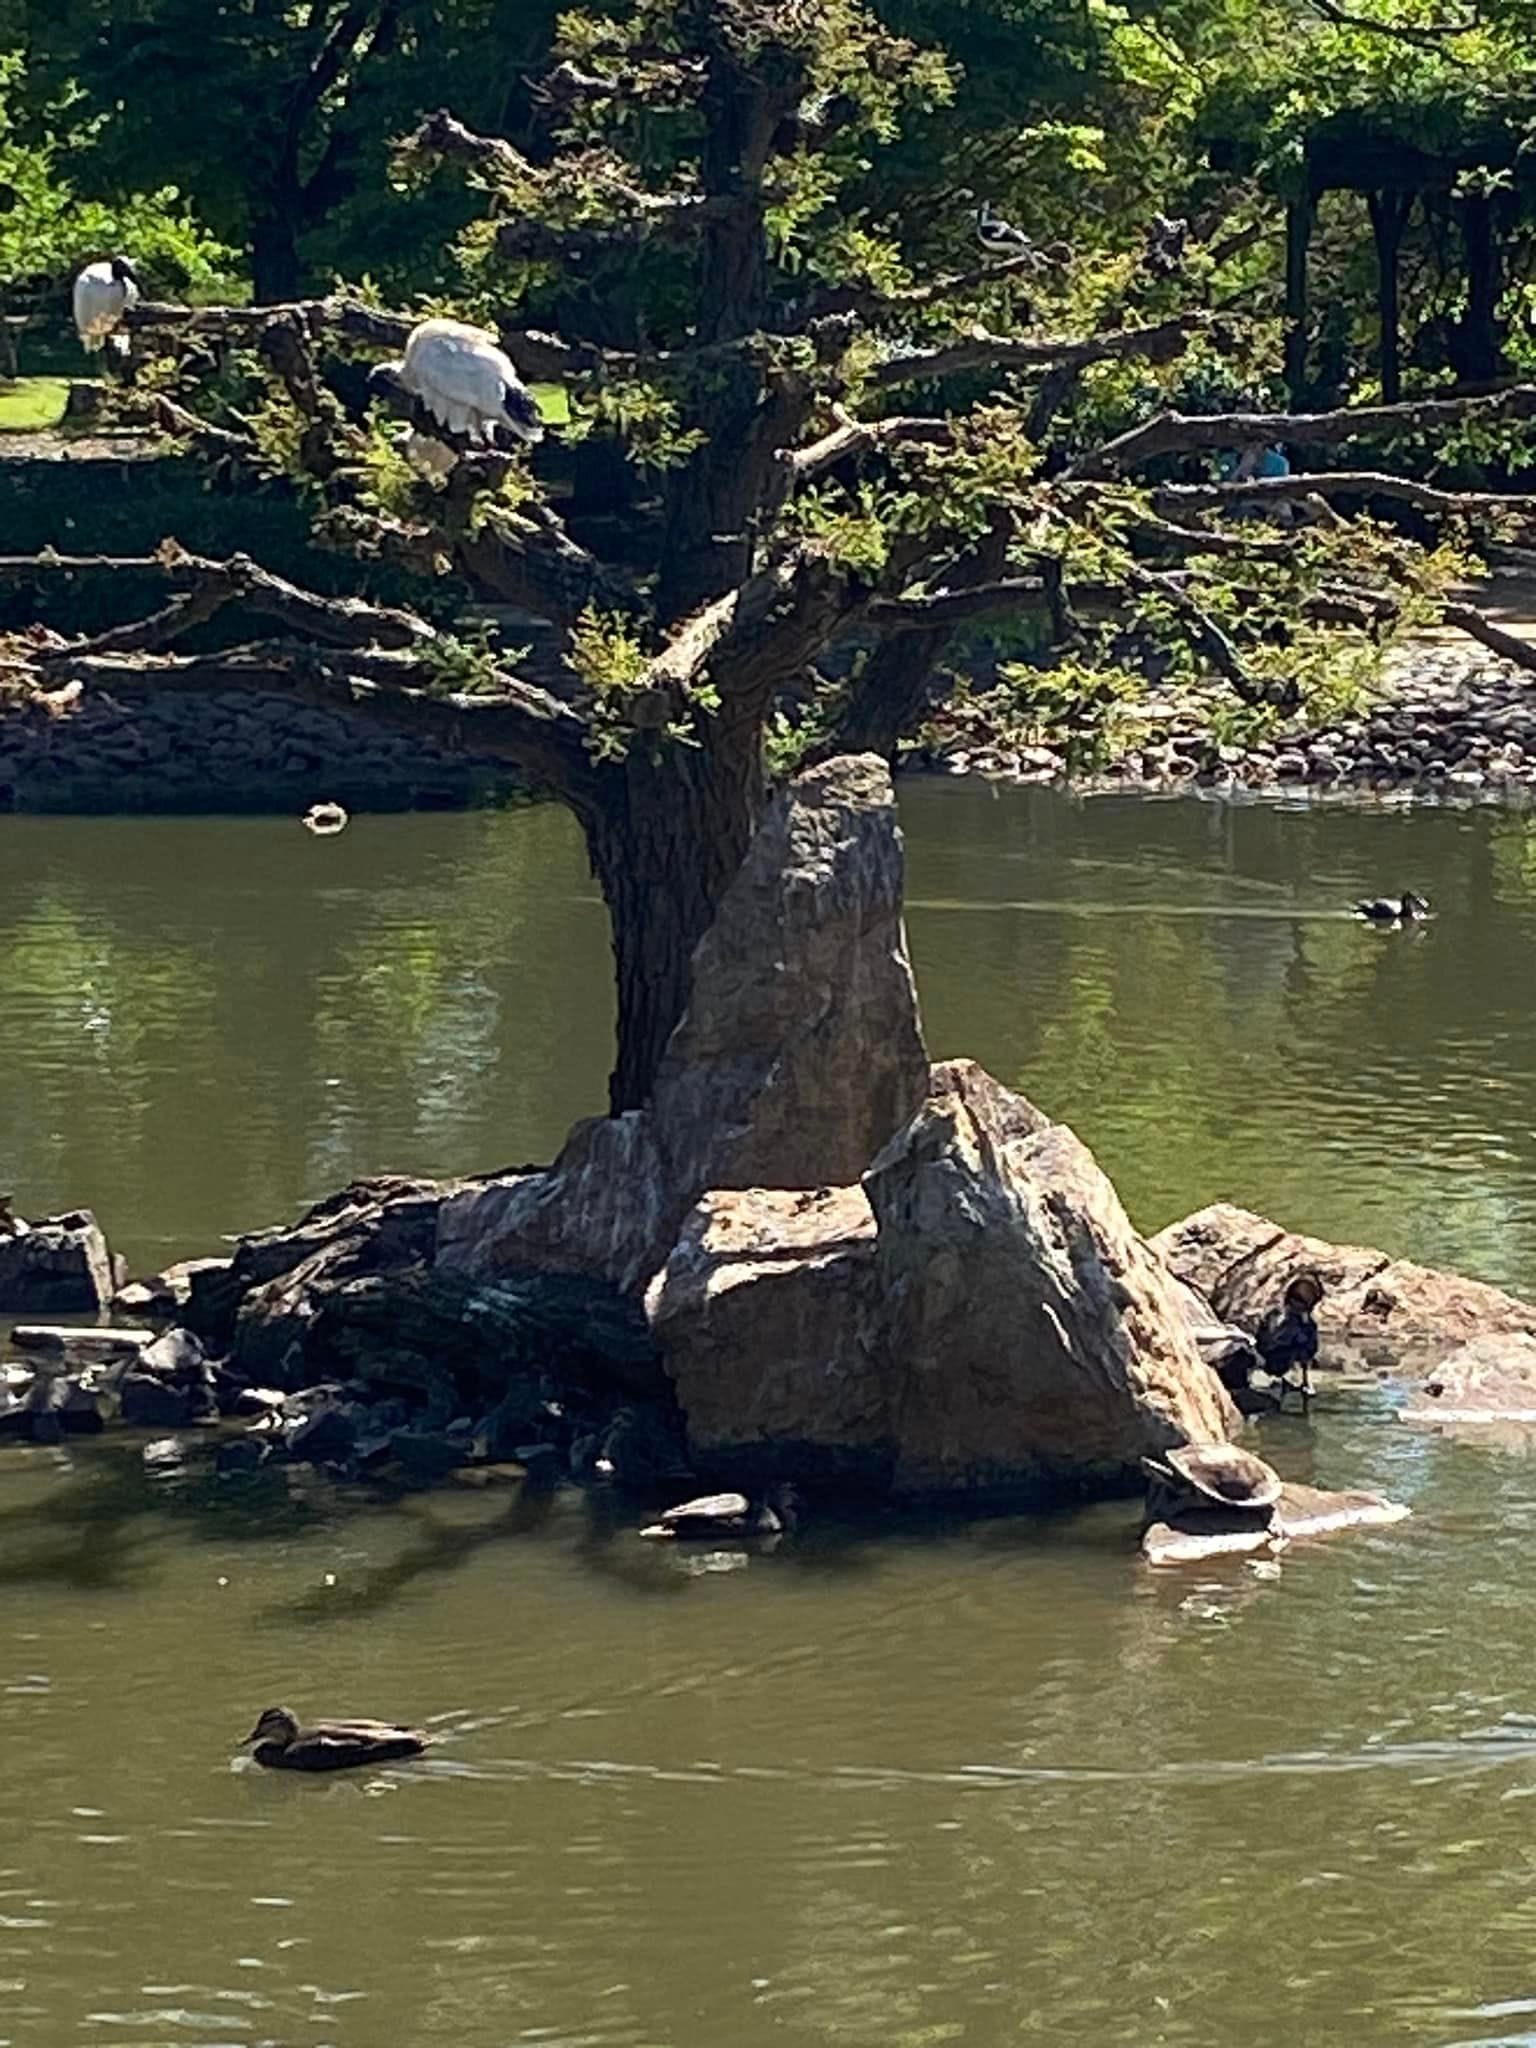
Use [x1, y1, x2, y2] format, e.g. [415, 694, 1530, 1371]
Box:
[7, 0, 1536, 1111]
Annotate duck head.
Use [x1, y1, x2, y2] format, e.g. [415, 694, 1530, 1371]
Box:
[244, 1706, 298, 1750]
[1284, 1270, 1325, 1313]
[1401, 891, 1431, 918]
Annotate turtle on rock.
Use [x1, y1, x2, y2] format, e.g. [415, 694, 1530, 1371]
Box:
[1140, 1444, 1286, 1563]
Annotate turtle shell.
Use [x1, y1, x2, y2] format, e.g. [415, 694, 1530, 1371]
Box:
[1165, 1443, 1282, 1509]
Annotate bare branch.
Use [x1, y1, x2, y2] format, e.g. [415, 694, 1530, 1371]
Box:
[1149, 471, 1535, 516]
[1131, 567, 1267, 702]
[3, 545, 435, 652]
[787, 411, 954, 481]
[39, 645, 597, 797]
[1441, 599, 1536, 673]
[1070, 384, 1536, 478]
[869, 312, 1212, 391]
[1304, 0, 1475, 52]
[866, 577, 1050, 628]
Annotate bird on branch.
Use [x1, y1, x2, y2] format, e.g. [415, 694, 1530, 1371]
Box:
[369, 318, 547, 453]
[975, 202, 1040, 267]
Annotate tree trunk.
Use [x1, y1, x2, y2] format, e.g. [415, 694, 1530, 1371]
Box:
[584, 739, 764, 1112]
[1284, 197, 1313, 411]
[1454, 193, 1504, 388]
[1367, 190, 1412, 405]
[250, 208, 305, 305]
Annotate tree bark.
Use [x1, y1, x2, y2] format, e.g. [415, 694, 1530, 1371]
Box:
[1284, 197, 1312, 411]
[251, 207, 306, 305]
[584, 739, 763, 1112]
[1367, 190, 1412, 405]
[1454, 193, 1504, 387]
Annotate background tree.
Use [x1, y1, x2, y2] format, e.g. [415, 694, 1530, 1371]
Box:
[6, 0, 1536, 1113]
[0, 0, 564, 300]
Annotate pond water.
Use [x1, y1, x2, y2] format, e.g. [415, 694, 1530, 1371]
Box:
[5, 786, 1536, 2048]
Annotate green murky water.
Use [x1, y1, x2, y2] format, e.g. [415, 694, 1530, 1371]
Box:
[5, 786, 1536, 2048]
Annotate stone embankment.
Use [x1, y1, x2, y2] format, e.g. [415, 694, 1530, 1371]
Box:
[912, 644, 1536, 801]
[0, 682, 520, 813]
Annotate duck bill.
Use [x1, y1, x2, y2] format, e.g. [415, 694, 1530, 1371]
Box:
[240, 1720, 265, 1745]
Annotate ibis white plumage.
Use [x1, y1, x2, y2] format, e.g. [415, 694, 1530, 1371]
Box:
[370, 317, 545, 450]
[72, 256, 142, 356]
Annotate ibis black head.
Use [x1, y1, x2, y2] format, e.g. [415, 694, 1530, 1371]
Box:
[110, 255, 142, 288]
[501, 382, 545, 445]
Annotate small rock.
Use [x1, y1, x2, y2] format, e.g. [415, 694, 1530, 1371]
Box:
[120, 1376, 196, 1427]
[284, 1403, 359, 1465]
[9, 1326, 155, 1366]
[0, 1209, 118, 1314]
[388, 1429, 468, 1482]
[1273, 750, 1308, 780]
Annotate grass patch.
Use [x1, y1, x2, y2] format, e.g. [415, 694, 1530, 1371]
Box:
[0, 376, 72, 432]
[531, 381, 570, 427]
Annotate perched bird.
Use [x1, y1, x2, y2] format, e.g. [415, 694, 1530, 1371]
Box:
[1354, 890, 1431, 923]
[369, 318, 545, 448]
[1254, 1271, 1325, 1409]
[242, 1705, 428, 1772]
[72, 256, 142, 357]
[975, 203, 1038, 265]
[301, 801, 348, 837]
[1142, 213, 1189, 277]
[640, 1483, 799, 1542]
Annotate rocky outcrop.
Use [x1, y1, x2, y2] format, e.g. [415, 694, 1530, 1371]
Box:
[1151, 1202, 1536, 1374]
[867, 1063, 1236, 1494]
[645, 1185, 889, 1480]
[1397, 1332, 1536, 1434]
[437, 754, 929, 1291]
[0, 1206, 121, 1313]
[647, 1063, 1237, 1498]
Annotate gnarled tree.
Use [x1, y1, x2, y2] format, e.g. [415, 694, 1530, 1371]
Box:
[7, 0, 1535, 1110]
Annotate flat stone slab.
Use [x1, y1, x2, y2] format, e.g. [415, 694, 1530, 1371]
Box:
[7, 1325, 156, 1364]
[1141, 1480, 1410, 1567]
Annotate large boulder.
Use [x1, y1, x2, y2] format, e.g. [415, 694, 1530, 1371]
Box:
[867, 1063, 1237, 1495]
[647, 1063, 1237, 1499]
[437, 754, 929, 1291]
[1151, 1201, 1536, 1374]
[645, 1185, 890, 1481]
[650, 753, 929, 1194]
[0, 1207, 119, 1313]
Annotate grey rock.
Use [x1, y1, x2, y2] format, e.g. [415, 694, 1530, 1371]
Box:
[284, 1402, 359, 1464]
[439, 755, 929, 1292]
[0, 1209, 118, 1313]
[119, 1375, 195, 1427]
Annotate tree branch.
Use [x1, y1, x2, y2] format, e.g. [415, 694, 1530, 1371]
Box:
[3, 545, 435, 652]
[1149, 471, 1535, 516]
[787, 411, 954, 481]
[869, 312, 1212, 391]
[1441, 599, 1536, 673]
[36, 645, 597, 798]
[1070, 384, 1536, 478]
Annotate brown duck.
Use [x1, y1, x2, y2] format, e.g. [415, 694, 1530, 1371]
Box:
[242, 1705, 428, 1771]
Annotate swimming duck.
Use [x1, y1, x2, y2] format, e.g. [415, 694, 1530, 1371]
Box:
[301, 801, 348, 837]
[1354, 891, 1430, 923]
[241, 1705, 428, 1771]
[639, 1483, 799, 1542]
